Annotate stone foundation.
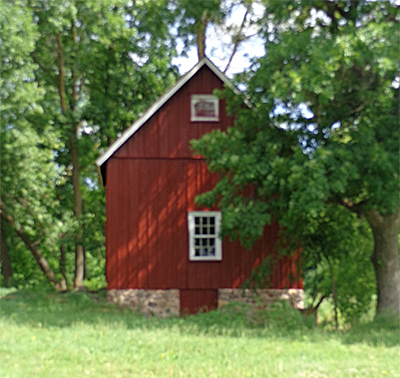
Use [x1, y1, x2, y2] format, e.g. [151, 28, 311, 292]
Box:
[107, 288, 304, 317]
[107, 289, 180, 318]
[218, 288, 304, 310]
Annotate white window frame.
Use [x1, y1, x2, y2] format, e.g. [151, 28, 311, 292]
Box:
[191, 95, 219, 122]
[188, 211, 222, 261]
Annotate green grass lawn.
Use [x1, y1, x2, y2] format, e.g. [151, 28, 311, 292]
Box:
[0, 289, 398, 378]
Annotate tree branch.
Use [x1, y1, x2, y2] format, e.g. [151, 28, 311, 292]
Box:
[224, 5, 250, 74]
[70, 20, 80, 110]
[0, 199, 66, 290]
[329, 197, 368, 216]
[30, 52, 58, 87]
[325, 2, 354, 24]
[56, 33, 69, 115]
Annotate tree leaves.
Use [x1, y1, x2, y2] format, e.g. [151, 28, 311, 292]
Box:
[193, 0, 399, 318]
[1, 0, 179, 288]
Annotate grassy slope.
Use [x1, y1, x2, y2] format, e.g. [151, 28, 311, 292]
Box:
[0, 289, 398, 378]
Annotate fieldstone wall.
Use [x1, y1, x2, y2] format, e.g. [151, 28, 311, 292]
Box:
[107, 289, 180, 317]
[107, 288, 304, 317]
[218, 288, 304, 310]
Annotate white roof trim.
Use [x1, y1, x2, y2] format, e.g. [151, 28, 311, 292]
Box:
[95, 57, 242, 168]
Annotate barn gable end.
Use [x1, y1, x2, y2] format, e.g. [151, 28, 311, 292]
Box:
[96, 58, 303, 315]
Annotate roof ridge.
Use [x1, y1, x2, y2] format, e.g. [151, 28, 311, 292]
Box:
[95, 58, 236, 169]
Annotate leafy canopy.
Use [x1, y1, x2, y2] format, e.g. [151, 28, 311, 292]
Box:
[193, 0, 399, 245]
[192, 0, 399, 318]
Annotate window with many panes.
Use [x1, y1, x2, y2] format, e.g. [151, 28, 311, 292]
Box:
[188, 211, 222, 261]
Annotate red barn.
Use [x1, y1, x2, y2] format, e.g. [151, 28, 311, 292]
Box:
[96, 58, 303, 316]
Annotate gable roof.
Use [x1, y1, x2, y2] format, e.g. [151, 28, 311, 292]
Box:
[95, 57, 240, 169]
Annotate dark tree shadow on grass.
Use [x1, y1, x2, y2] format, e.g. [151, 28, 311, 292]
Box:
[0, 289, 398, 347]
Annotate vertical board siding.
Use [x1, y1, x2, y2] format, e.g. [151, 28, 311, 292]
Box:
[180, 289, 218, 315]
[105, 158, 118, 289]
[114, 66, 234, 160]
[105, 64, 303, 302]
[106, 158, 301, 290]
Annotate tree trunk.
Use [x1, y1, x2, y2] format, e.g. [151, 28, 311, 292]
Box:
[59, 242, 68, 288]
[328, 258, 339, 329]
[70, 133, 85, 288]
[74, 243, 85, 288]
[196, 21, 206, 61]
[366, 209, 400, 317]
[56, 32, 85, 289]
[0, 221, 13, 286]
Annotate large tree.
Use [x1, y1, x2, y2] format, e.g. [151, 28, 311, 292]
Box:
[193, 0, 399, 316]
[1, 0, 178, 289]
[0, 0, 69, 290]
[25, 0, 175, 287]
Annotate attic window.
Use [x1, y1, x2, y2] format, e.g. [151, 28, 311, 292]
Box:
[191, 95, 219, 122]
[188, 211, 222, 261]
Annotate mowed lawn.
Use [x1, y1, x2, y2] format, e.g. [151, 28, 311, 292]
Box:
[0, 289, 398, 378]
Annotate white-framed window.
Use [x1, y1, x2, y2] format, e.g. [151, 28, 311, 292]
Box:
[191, 95, 219, 122]
[188, 211, 222, 261]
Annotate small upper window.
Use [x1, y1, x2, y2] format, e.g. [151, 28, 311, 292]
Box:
[191, 95, 219, 122]
[188, 211, 222, 261]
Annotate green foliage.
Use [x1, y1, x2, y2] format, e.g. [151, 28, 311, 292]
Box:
[1, 0, 179, 289]
[242, 255, 275, 289]
[0, 0, 69, 288]
[32, 0, 179, 285]
[301, 206, 375, 323]
[173, 0, 227, 55]
[247, 300, 315, 331]
[193, 0, 399, 319]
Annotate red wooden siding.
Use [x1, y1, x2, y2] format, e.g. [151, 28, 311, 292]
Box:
[105, 158, 302, 290]
[104, 64, 302, 312]
[114, 66, 233, 160]
[180, 289, 218, 315]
